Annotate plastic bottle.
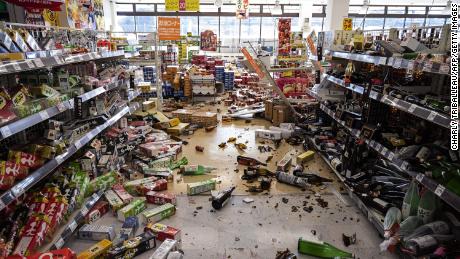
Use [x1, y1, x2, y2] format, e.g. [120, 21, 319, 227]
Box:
[402, 180, 420, 219]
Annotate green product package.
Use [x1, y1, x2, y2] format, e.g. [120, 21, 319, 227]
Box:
[87, 171, 119, 197]
[124, 176, 158, 195]
[117, 198, 147, 221]
[72, 171, 89, 207]
[298, 237, 353, 258]
[141, 203, 176, 224]
[169, 157, 188, 170]
[186, 179, 216, 195]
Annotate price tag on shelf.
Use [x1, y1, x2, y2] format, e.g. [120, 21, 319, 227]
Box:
[77, 55, 84, 61]
[369, 91, 378, 100]
[55, 153, 66, 164]
[33, 59, 44, 67]
[394, 58, 402, 68]
[25, 60, 35, 69]
[378, 57, 386, 65]
[69, 220, 77, 232]
[440, 64, 450, 74]
[12, 63, 21, 71]
[53, 56, 63, 65]
[388, 152, 395, 161]
[427, 111, 437, 121]
[434, 185, 446, 197]
[11, 185, 24, 197]
[0, 199, 5, 211]
[81, 206, 89, 216]
[408, 104, 417, 113]
[382, 147, 389, 155]
[56, 102, 67, 112]
[38, 110, 50, 120]
[55, 238, 65, 249]
[407, 60, 415, 70]
[74, 139, 83, 149]
[0, 65, 7, 73]
[401, 161, 409, 170]
[0, 127, 12, 139]
[416, 174, 424, 182]
[423, 61, 433, 72]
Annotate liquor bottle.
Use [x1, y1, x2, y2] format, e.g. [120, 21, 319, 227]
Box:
[292, 164, 304, 175]
[180, 165, 217, 175]
[293, 171, 333, 185]
[399, 216, 423, 238]
[417, 190, 438, 224]
[402, 180, 420, 219]
[361, 194, 393, 215]
[169, 157, 188, 170]
[237, 156, 267, 166]
[298, 238, 352, 258]
[403, 221, 450, 242]
[211, 186, 236, 210]
[276, 172, 308, 188]
[404, 234, 454, 256]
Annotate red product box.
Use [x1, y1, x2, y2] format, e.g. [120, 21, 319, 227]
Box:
[145, 191, 176, 205]
[8, 151, 43, 169]
[44, 196, 68, 234]
[14, 214, 50, 256]
[129, 121, 146, 127]
[112, 184, 134, 204]
[7, 248, 77, 259]
[85, 200, 109, 224]
[42, 186, 61, 199]
[137, 179, 168, 195]
[144, 223, 181, 242]
[27, 197, 49, 216]
[1, 161, 29, 179]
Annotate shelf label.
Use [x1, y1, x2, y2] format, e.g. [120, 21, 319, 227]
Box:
[394, 58, 402, 68]
[0, 199, 5, 211]
[55, 238, 65, 249]
[69, 220, 77, 232]
[440, 64, 450, 74]
[408, 104, 417, 113]
[434, 185, 446, 197]
[427, 111, 437, 121]
[388, 152, 395, 161]
[74, 139, 84, 149]
[12, 63, 21, 71]
[33, 59, 44, 67]
[423, 61, 433, 72]
[25, 60, 35, 69]
[56, 102, 67, 112]
[81, 206, 89, 215]
[378, 57, 386, 65]
[369, 91, 378, 100]
[416, 174, 424, 182]
[407, 60, 415, 70]
[55, 153, 66, 164]
[0, 127, 12, 138]
[11, 185, 24, 197]
[382, 147, 389, 155]
[0, 65, 7, 73]
[401, 161, 409, 170]
[54, 56, 63, 65]
[38, 110, 50, 120]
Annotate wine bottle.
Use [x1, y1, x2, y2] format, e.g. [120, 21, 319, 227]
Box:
[237, 156, 267, 166]
[293, 171, 333, 185]
[298, 237, 353, 258]
[399, 216, 423, 238]
[179, 165, 217, 175]
[276, 172, 308, 188]
[417, 190, 438, 224]
[403, 221, 450, 242]
[212, 186, 236, 210]
[404, 234, 454, 256]
[361, 194, 393, 215]
[402, 180, 420, 220]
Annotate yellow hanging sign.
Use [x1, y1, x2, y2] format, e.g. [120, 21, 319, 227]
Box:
[165, 0, 200, 12]
[342, 18, 353, 31]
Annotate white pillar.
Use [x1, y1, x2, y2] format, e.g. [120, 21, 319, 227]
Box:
[324, 0, 350, 31]
[299, 0, 314, 33]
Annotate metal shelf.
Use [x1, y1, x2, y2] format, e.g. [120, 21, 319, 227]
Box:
[414, 173, 460, 213]
[0, 50, 125, 76]
[0, 106, 130, 211]
[324, 75, 451, 129]
[268, 67, 312, 72]
[0, 78, 128, 140]
[387, 57, 450, 76]
[328, 50, 387, 66]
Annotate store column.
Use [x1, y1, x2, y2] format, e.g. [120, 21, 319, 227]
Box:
[324, 0, 350, 31]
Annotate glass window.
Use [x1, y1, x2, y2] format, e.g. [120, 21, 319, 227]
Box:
[311, 17, 323, 32]
[291, 17, 300, 32]
[250, 5, 260, 13]
[405, 18, 426, 28]
[284, 5, 300, 14]
[352, 18, 364, 29]
[200, 5, 218, 12]
[312, 5, 324, 14]
[364, 18, 384, 30]
[199, 16, 219, 34]
[425, 18, 446, 26]
[112, 32, 137, 43]
[220, 16, 239, 47]
[135, 4, 155, 12]
[408, 7, 427, 15]
[428, 6, 448, 15]
[241, 17, 261, 42]
[116, 4, 133, 12]
[157, 4, 165, 12]
[136, 16, 156, 32]
[384, 18, 405, 29]
[348, 6, 361, 14]
[263, 5, 275, 13]
[367, 6, 384, 14]
[181, 16, 198, 36]
[387, 6, 406, 14]
[221, 5, 234, 13]
[261, 17, 277, 49]
[115, 15, 135, 32]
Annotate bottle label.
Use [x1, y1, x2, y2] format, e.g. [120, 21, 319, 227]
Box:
[186, 165, 198, 172]
[412, 235, 437, 248]
[417, 207, 434, 223]
[373, 198, 388, 208]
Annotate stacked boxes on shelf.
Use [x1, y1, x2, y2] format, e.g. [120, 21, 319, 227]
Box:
[142, 66, 156, 84]
[215, 66, 225, 83]
[224, 70, 235, 90]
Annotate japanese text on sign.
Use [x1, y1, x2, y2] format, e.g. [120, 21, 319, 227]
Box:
[342, 18, 353, 31]
[158, 17, 181, 41]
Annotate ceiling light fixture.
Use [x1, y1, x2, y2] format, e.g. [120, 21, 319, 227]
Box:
[359, 0, 369, 14]
[271, 0, 283, 15]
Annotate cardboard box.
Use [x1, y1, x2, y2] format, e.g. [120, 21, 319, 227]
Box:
[255, 129, 282, 140]
[107, 232, 156, 259]
[117, 198, 146, 222]
[297, 150, 315, 164]
[149, 239, 178, 259]
[187, 179, 216, 195]
[264, 100, 273, 120]
[141, 203, 176, 224]
[167, 123, 190, 135]
[77, 239, 112, 259]
[78, 224, 116, 241]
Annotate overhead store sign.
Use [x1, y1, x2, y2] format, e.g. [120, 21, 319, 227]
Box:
[4, 0, 64, 11]
[158, 17, 181, 41]
[200, 30, 217, 51]
[342, 18, 353, 31]
[241, 47, 264, 79]
[236, 0, 249, 19]
[165, 0, 200, 11]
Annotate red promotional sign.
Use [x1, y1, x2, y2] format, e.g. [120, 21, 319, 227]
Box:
[158, 17, 181, 41]
[4, 0, 64, 11]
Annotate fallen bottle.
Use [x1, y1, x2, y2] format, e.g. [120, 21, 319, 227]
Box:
[276, 171, 308, 188]
[211, 186, 236, 210]
[298, 237, 353, 258]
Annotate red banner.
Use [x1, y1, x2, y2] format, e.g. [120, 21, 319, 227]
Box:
[4, 0, 63, 11]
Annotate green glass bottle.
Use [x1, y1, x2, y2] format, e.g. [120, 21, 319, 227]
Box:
[180, 165, 217, 175]
[446, 176, 460, 196]
[417, 190, 438, 224]
[298, 238, 353, 258]
[169, 157, 188, 170]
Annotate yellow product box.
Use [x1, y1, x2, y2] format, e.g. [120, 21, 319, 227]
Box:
[169, 118, 180, 127]
[167, 123, 189, 135]
[142, 100, 156, 111]
[77, 239, 112, 259]
[297, 150, 315, 164]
